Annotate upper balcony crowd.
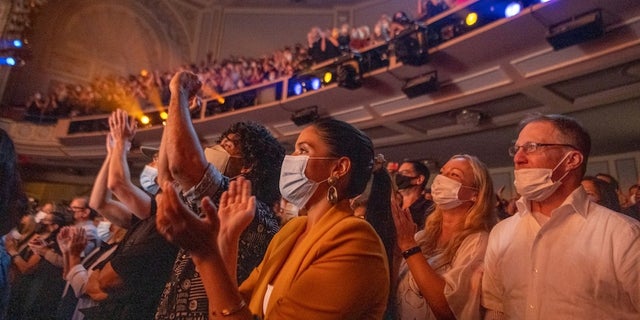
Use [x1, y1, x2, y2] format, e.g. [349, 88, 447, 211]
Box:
[17, 1, 451, 125]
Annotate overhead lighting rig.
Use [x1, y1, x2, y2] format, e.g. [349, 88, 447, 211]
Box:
[291, 105, 320, 126]
[402, 71, 439, 98]
[546, 9, 604, 50]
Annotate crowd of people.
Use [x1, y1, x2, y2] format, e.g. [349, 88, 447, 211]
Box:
[2, 2, 639, 319]
[20, 10, 421, 125]
[2, 70, 639, 320]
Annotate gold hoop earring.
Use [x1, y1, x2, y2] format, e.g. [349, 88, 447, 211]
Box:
[327, 176, 338, 204]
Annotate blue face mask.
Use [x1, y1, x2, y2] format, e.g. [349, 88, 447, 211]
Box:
[140, 165, 159, 195]
[279, 155, 333, 209]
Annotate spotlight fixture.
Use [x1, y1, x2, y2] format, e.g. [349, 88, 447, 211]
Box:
[546, 9, 604, 50]
[504, 2, 522, 18]
[291, 105, 320, 126]
[0, 38, 25, 50]
[401, 71, 438, 99]
[288, 75, 324, 96]
[337, 54, 363, 90]
[392, 23, 429, 66]
[139, 115, 151, 125]
[323, 71, 333, 84]
[465, 12, 479, 26]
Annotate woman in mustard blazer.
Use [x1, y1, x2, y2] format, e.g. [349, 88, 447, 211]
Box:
[156, 117, 390, 319]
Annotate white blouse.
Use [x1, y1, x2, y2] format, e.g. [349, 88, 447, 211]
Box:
[396, 231, 489, 320]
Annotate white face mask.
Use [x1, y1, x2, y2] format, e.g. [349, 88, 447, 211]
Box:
[204, 144, 231, 174]
[514, 153, 571, 202]
[139, 165, 159, 195]
[34, 210, 48, 223]
[431, 174, 474, 210]
[279, 155, 330, 209]
[97, 220, 112, 242]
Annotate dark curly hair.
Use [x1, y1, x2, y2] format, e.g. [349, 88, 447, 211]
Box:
[219, 122, 285, 207]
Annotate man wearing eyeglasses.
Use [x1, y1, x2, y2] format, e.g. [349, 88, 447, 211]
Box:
[68, 197, 100, 256]
[482, 114, 640, 319]
[28, 197, 99, 274]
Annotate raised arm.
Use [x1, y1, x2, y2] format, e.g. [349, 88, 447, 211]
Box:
[89, 134, 133, 229]
[161, 71, 207, 191]
[392, 196, 455, 320]
[107, 109, 152, 219]
[156, 177, 255, 318]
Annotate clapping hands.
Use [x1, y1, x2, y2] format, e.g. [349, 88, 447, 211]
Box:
[57, 226, 87, 257]
[156, 176, 256, 259]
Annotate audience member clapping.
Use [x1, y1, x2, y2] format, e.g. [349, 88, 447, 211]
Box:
[156, 117, 390, 318]
[153, 71, 282, 319]
[394, 154, 498, 319]
[6, 211, 68, 319]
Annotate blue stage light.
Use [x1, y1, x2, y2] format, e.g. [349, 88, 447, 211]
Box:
[12, 39, 22, 48]
[310, 77, 321, 90]
[0, 57, 16, 66]
[293, 82, 303, 96]
[505, 2, 522, 18]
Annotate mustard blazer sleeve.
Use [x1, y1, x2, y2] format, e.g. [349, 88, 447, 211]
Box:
[240, 205, 390, 320]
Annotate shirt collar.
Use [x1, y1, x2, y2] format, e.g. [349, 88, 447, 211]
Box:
[515, 186, 590, 219]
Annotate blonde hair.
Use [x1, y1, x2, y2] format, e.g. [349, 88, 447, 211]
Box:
[416, 154, 497, 266]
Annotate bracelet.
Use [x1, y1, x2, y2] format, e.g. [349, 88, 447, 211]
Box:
[211, 299, 247, 317]
[401, 246, 422, 259]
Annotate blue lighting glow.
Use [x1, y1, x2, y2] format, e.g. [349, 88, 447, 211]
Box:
[0, 57, 16, 66]
[310, 78, 321, 90]
[293, 82, 303, 95]
[505, 2, 522, 17]
[12, 39, 22, 48]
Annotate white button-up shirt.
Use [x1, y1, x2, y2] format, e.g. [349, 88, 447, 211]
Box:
[482, 187, 640, 319]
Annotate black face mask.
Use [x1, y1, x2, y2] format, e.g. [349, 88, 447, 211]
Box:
[395, 174, 418, 190]
[34, 223, 47, 234]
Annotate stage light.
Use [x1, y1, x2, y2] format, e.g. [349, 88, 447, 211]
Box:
[540, 0, 552, 3]
[504, 2, 522, 18]
[293, 82, 303, 96]
[392, 23, 429, 66]
[140, 115, 150, 125]
[160, 111, 168, 120]
[465, 12, 478, 26]
[0, 39, 25, 49]
[401, 71, 438, 98]
[337, 59, 362, 90]
[310, 77, 321, 90]
[0, 56, 24, 66]
[291, 106, 319, 126]
[546, 9, 604, 50]
[0, 57, 16, 66]
[323, 71, 333, 84]
[288, 75, 324, 97]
